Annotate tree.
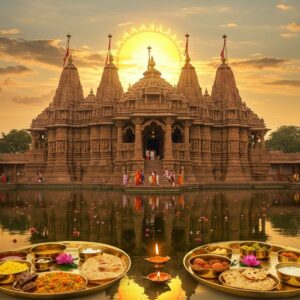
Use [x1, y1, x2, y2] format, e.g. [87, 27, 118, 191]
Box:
[266, 126, 300, 153]
[0, 129, 31, 153]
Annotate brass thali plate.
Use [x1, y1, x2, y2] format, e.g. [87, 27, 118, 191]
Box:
[183, 241, 300, 298]
[0, 241, 131, 299]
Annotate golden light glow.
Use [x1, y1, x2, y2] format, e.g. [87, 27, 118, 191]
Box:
[155, 243, 159, 255]
[116, 24, 183, 89]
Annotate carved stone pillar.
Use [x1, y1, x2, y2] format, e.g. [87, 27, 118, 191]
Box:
[201, 126, 213, 181]
[184, 121, 191, 161]
[116, 122, 123, 161]
[134, 118, 143, 161]
[225, 127, 244, 180]
[165, 117, 173, 160]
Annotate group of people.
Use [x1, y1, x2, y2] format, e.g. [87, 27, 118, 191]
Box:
[122, 168, 184, 186]
[163, 168, 184, 186]
[145, 149, 157, 160]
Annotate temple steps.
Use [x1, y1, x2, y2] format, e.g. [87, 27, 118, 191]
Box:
[144, 159, 163, 173]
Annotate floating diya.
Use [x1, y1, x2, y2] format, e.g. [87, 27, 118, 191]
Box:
[145, 243, 171, 268]
[145, 271, 171, 284]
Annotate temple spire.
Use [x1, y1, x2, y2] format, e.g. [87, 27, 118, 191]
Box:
[220, 34, 228, 63]
[96, 34, 123, 101]
[184, 33, 191, 63]
[211, 35, 242, 108]
[105, 34, 113, 65]
[177, 33, 202, 100]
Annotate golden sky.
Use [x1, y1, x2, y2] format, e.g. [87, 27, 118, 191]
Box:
[0, 0, 299, 133]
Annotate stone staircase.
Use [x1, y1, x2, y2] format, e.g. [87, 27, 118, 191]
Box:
[127, 160, 173, 186]
[144, 159, 163, 173]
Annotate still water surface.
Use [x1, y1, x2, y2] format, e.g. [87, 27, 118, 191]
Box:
[0, 189, 300, 299]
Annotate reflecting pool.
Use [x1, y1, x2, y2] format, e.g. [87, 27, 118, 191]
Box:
[0, 189, 300, 299]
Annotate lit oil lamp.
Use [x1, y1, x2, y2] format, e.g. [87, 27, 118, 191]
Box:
[145, 271, 171, 284]
[145, 243, 171, 268]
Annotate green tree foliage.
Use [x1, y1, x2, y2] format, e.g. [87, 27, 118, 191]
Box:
[0, 129, 31, 153]
[266, 126, 300, 153]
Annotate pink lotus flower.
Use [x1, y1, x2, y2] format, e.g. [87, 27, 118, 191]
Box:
[55, 253, 74, 265]
[241, 254, 261, 267]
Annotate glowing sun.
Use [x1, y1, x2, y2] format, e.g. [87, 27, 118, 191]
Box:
[116, 25, 183, 89]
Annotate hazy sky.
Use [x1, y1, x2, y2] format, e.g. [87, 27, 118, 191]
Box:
[0, 0, 299, 134]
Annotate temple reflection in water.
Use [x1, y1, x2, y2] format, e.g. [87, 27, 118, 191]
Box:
[1, 189, 300, 254]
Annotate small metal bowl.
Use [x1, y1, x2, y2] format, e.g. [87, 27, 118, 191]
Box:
[189, 254, 231, 279]
[276, 263, 300, 287]
[30, 243, 66, 259]
[278, 250, 300, 263]
[0, 251, 27, 261]
[34, 257, 53, 272]
[0, 260, 32, 284]
[205, 245, 233, 259]
[239, 241, 272, 260]
[78, 247, 103, 261]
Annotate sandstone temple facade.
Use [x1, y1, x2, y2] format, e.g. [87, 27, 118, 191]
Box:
[23, 35, 269, 183]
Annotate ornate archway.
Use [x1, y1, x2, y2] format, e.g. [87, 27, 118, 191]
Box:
[142, 121, 165, 159]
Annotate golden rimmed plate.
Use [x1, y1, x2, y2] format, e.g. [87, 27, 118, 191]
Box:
[0, 241, 131, 299]
[183, 241, 300, 298]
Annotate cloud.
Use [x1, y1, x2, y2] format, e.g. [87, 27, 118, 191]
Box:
[0, 65, 31, 75]
[175, 6, 230, 17]
[221, 23, 238, 28]
[276, 3, 293, 11]
[231, 57, 288, 69]
[286, 22, 300, 32]
[11, 90, 55, 106]
[266, 80, 300, 87]
[280, 33, 298, 38]
[176, 6, 206, 16]
[0, 37, 105, 69]
[118, 22, 133, 27]
[0, 28, 20, 35]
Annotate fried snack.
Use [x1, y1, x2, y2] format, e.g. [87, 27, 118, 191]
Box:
[80, 253, 125, 283]
[242, 268, 269, 280]
[222, 268, 276, 291]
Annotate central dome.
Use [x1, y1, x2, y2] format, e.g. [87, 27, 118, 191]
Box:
[124, 56, 177, 99]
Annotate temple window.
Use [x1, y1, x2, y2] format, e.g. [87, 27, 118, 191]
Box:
[172, 127, 183, 143]
[123, 128, 135, 143]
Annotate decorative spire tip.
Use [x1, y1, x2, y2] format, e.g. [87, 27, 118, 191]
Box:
[184, 33, 190, 63]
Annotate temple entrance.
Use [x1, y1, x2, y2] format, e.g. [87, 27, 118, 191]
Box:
[142, 122, 164, 160]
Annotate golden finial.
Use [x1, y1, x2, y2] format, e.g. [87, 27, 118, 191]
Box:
[220, 34, 227, 63]
[147, 45, 152, 69]
[68, 54, 73, 64]
[185, 33, 191, 63]
[105, 34, 113, 65]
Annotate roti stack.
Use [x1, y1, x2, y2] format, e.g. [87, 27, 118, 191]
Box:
[221, 268, 276, 291]
[80, 253, 125, 284]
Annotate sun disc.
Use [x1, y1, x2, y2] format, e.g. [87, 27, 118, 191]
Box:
[117, 26, 183, 89]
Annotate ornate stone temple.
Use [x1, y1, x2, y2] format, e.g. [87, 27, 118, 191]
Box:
[24, 34, 269, 183]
